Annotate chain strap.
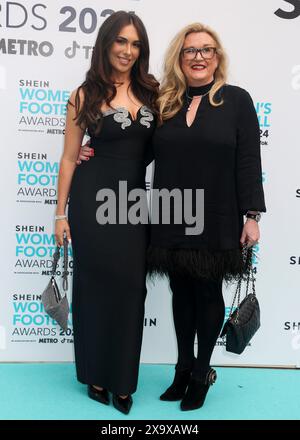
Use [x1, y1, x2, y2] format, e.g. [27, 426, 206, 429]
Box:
[51, 237, 69, 291]
[228, 245, 256, 324]
[50, 247, 60, 277]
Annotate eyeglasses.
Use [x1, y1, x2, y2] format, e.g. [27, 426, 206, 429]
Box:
[181, 46, 217, 61]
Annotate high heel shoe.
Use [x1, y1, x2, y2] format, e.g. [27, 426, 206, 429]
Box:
[160, 363, 194, 401]
[88, 385, 110, 405]
[112, 394, 133, 415]
[180, 368, 217, 411]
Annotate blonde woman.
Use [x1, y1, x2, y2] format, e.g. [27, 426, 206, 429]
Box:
[79, 23, 266, 411]
[147, 23, 266, 410]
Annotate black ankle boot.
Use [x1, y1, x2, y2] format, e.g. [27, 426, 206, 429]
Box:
[112, 394, 133, 415]
[160, 362, 194, 401]
[88, 385, 109, 405]
[180, 368, 217, 411]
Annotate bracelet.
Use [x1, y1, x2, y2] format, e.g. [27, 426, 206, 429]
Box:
[55, 214, 67, 221]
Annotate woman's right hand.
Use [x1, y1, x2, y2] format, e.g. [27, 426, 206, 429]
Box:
[76, 139, 94, 164]
[55, 219, 71, 246]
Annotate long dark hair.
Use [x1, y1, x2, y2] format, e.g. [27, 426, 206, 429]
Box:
[72, 11, 159, 135]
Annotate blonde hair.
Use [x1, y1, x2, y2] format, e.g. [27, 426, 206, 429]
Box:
[158, 23, 228, 122]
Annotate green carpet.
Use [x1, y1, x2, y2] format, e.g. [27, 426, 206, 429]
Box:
[0, 364, 299, 420]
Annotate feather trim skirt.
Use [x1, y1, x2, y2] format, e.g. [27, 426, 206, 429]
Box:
[147, 245, 251, 283]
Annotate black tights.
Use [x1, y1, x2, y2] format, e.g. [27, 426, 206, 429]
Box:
[169, 273, 225, 381]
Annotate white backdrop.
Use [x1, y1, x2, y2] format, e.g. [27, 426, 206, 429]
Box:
[0, 0, 299, 366]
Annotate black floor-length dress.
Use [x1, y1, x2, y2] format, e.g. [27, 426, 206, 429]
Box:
[68, 105, 155, 395]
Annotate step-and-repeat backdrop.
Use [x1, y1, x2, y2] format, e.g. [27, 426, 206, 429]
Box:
[0, 0, 299, 366]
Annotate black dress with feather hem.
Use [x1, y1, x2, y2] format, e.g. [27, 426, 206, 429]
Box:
[147, 82, 266, 282]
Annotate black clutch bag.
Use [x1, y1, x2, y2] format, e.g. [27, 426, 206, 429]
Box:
[220, 246, 261, 354]
[41, 237, 69, 331]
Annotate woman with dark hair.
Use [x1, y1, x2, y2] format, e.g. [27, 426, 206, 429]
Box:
[55, 11, 158, 415]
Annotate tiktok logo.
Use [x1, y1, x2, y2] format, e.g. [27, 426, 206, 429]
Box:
[274, 0, 300, 19]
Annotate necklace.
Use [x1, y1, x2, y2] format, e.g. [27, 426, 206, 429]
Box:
[186, 90, 210, 111]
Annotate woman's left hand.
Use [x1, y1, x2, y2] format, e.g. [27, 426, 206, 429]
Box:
[240, 219, 260, 248]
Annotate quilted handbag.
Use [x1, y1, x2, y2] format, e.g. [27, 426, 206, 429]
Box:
[41, 237, 69, 331]
[220, 246, 260, 354]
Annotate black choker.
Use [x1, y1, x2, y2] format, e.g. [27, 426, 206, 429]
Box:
[186, 80, 215, 97]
